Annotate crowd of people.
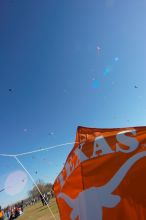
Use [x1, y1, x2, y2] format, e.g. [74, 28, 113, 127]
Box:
[0, 190, 54, 220]
[0, 201, 23, 220]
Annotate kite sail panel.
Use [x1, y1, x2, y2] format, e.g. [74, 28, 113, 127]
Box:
[53, 126, 146, 220]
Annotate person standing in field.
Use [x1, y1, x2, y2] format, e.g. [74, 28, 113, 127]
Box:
[40, 194, 45, 206]
[0, 206, 4, 220]
[20, 200, 24, 212]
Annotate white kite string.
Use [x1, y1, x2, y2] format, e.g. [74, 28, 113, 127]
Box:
[0, 153, 16, 157]
[14, 156, 56, 220]
[16, 142, 79, 157]
[0, 141, 78, 157]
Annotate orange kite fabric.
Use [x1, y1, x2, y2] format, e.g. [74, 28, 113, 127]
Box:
[53, 126, 146, 220]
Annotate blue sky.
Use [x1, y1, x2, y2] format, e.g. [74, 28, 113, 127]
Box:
[0, 0, 146, 207]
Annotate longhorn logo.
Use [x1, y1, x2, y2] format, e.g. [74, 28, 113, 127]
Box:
[58, 151, 146, 220]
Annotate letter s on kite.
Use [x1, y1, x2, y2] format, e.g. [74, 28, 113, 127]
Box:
[116, 130, 139, 153]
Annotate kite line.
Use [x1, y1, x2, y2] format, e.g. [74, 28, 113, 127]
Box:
[0, 141, 78, 157]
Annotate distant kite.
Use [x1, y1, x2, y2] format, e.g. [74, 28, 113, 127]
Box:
[114, 57, 119, 62]
[0, 188, 5, 193]
[48, 132, 54, 136]
[96, 46, 101, 54]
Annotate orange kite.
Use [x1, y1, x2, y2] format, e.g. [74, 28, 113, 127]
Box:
[53, 126, 146, 220]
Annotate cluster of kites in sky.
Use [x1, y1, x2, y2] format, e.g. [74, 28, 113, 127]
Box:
[7, 44, 138, 99]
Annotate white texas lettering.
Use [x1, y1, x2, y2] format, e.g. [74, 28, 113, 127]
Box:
[57, 173, 64, 188]
[57, 130, 139, 188]
[74, 142, 88, 162]
[58, 143, 87, 188]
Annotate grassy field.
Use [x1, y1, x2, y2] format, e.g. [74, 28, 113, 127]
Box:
[19, 198, 60, 220]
